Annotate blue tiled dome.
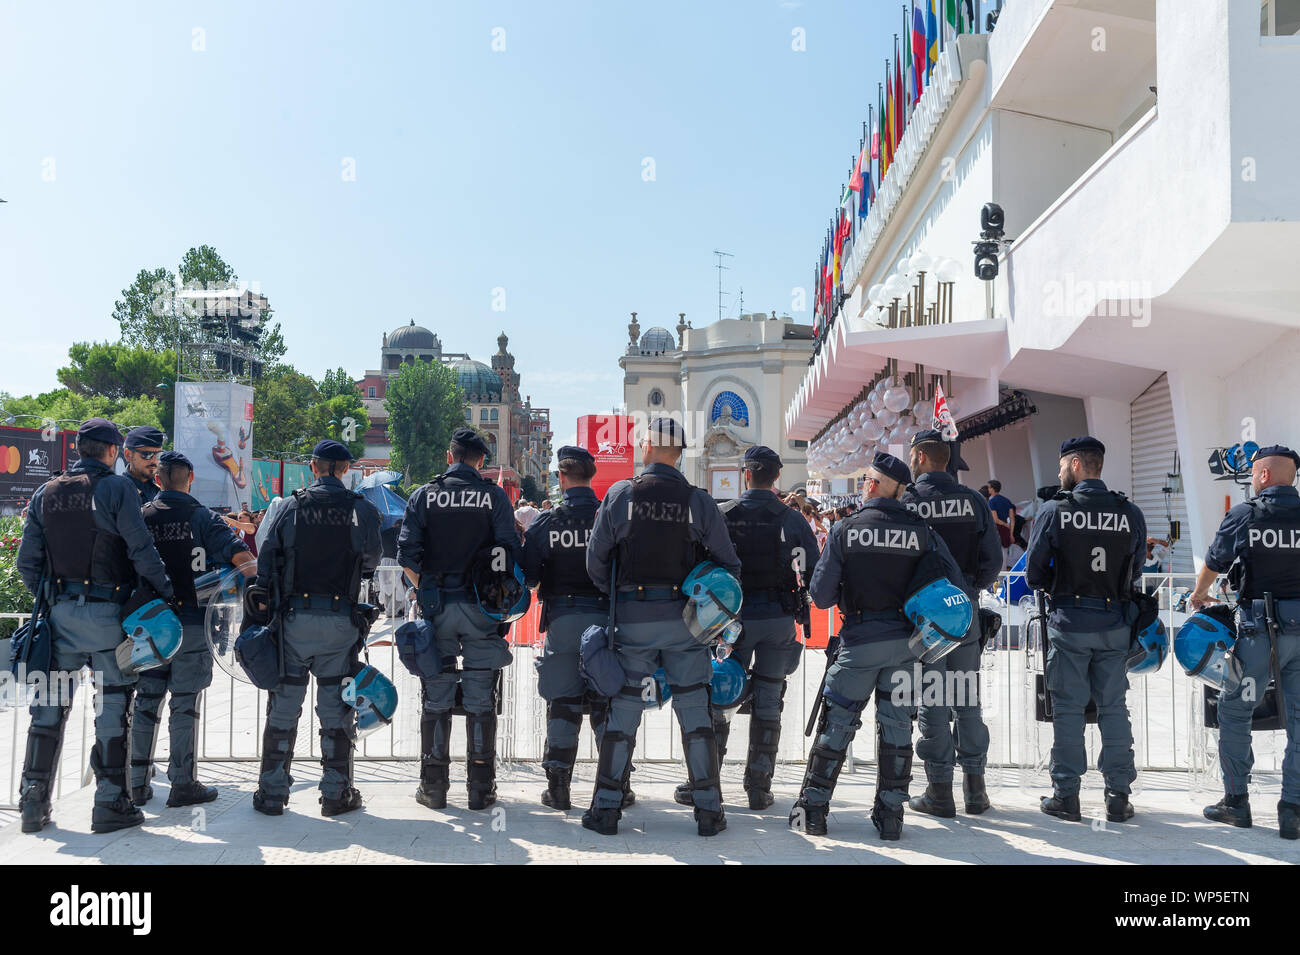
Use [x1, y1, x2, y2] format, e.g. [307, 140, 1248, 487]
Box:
[639, 327, 674, 353]
[453, 359, 502, 397]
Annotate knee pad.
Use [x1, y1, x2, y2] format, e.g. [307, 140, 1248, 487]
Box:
[549, 696, 585, 727]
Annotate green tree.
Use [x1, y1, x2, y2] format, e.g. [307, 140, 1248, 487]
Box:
[519, 475, 542, 504]
[178, 244, 235, 287]
[309, 393, 370, 461]
[57, 341, 176, 432]
[317, 367, 360, 400]
[113, 266, 178, 351]
[385, 360, 466, 485]
[253, 366, 320, 455]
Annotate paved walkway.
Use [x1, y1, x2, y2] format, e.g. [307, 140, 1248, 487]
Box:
[2, 762, 1296, 865]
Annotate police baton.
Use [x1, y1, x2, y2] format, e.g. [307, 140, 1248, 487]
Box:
[1263, 592, 1287, 719]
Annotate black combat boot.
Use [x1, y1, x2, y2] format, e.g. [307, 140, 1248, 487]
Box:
[89, 697, 144, 834]
[131, 784, 154, 807]
[743, 718, 782, 811]
[1105, 789, 1135, 823]
[416, 712, 451, 810]
[676, 716, 730, 806]
[466, 712, 498, 811]
[909, 781, 957, 818]
[253, 725, 297, 816]
[166, 781, 218, 807]
[581, 806, 620, 835]
[1203, 792, 1252, 828]
[19, 717, 66, 834]
[1040, 792, 1082, 821]
[319, 728, 361, 817]
[789, 799, 828, 836]
[696, 806, 728, 837]
[963, 773, 991, 814]
[1277, 800, 1299, 840]
[541, 741, 576, 810]
[873, 741, 913, 841]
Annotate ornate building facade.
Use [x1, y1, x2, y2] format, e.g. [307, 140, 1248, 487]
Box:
[355, 321, 551, 488]
[619, 311, 815, 498]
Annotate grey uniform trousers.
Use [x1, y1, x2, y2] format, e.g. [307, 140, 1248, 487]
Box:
[914, 637, 990, 783]
[1217, 601, 1300, 803]
[24, 599, 136, 805]
[131, 620, 213, 788]
[1045, 624, 1136, 797]
[259, 609, 360, 801]
[593, 598, 720, 812]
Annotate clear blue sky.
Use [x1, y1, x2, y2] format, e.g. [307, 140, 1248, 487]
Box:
[0, 0, 911, 454]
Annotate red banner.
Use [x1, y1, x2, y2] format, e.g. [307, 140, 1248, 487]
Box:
[576, 414, 635, 500]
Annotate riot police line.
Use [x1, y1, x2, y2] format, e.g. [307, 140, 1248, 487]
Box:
[6, 418, 1299, 846]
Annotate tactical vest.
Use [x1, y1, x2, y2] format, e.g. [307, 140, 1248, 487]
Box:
[617, 474, 700, 589]
[539, 501, 601, 600]
[1240, 497, 1300, 600]
[839, 506, 928, 613]
[721, 496, 797, 601]
[903, 483, 983, 576]
[41, 470, 132, 593]
[1049, 490, 1135, 602]
[286, 486, 362, 601]
[419, 473, 495, 580]
[142, 497, 201, 610]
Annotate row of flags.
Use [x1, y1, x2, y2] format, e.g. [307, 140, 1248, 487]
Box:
[812, 0, 975, 336]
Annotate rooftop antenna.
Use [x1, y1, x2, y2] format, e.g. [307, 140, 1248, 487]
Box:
[737, 286, 744, 318]
[713, 249, 732, 324]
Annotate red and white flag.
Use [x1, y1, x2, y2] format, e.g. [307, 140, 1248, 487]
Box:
[933, 384, 958, 441]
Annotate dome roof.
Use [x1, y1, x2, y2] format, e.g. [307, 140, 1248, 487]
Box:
[388, 320, 438, 350]
[453, 358, 502, 397]
[639, 326, 675, 353]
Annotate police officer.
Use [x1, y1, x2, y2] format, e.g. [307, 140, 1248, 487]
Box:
[521, 445, 626, 810]
[252, 440, 382, 817]
[902, 430, 1002, 817]
[1189, 444, 1300, 839]
[583, 417, 741, 837]
[398, 427, 519, 811]
[122, 426, 166, 505]
[670, 445, 819, 811]
[16, 418, 175, 833]
[1025, 436, 1146, 823]
[790, 452, 964, 840]
[131, 451, 257, 808]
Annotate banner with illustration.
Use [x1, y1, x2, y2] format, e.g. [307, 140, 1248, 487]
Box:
[0, 425, 63, 513]
[281, 461, 311, 497]
[250, 459, 282, 511]
[173, 382, 255, 512]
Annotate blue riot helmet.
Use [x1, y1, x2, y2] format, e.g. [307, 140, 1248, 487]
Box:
[709, 654, 750, 709]
[1174, 605, 1242, 691]
[1127, 616, 1168, 675]
[472, 558, 531, 624]
[681, 561, 743, 645]
[642, 667, 672, 709]
[343, 665, 399, 737]
[904, 578, 973, 664]
[116, 589, 184, 676]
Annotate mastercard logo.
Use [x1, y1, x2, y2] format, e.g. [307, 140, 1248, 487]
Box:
[0, 446, 20, 474]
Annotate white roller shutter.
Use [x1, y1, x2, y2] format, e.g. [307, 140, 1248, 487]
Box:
[1130, 373, 1193, 574]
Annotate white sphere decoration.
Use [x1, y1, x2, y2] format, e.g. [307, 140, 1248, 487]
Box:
[868, 390, 884, 414]
[936, 257, 963, 283]
[912, 399, 933, 426]
[876, 408, 899, 428]
[882, 384, 911, 413]
[867, 283, 885, 306]
[884, 274, 908, 299]
[911, 252, 933, 272]
[858, 418, 884, 443]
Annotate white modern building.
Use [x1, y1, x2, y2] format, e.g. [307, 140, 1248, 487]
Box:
[786, 0, 1300, 574]
[620, 311, 816, 497]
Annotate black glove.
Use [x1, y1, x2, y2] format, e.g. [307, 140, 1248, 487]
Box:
[242, 583, 271, 627]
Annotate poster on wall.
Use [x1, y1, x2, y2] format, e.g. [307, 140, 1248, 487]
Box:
[710, 468, 740, 500]
[250, 459, 282, 511]
[0, 425, 63, 514]
[576, 414, 634, 500]
[173, 382, 254, 512]
[281, 461, 311, 497]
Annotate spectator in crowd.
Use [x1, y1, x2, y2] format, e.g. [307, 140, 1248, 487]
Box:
[1141, 535, 1172, 594]
[986, 479, 1017, 568]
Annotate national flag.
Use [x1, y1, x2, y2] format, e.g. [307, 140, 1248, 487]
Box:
[944, 0, 962, 40]
[849, 142, 866, 193]
[933, 384, 958, 440]
[879, 81, 889, 179]
[832, 210, 844, 288]
[927, 0, 939, 77]
[911, 3, 926, 100]
[884, 67, 894, 173]
[894, 39, 904, 148]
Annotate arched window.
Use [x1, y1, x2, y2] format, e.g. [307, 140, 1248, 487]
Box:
[648, 388, 664, 407]
[490, 408, 499, 421]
